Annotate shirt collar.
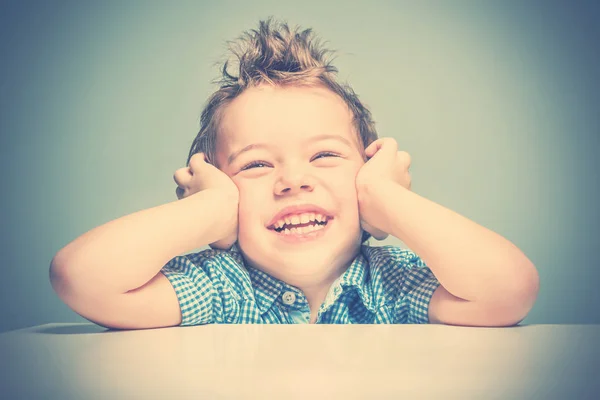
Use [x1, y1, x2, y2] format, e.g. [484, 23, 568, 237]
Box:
[229, 242, 375, 314]
[230, 242, 300, 314]
[321, 247, 375, 312]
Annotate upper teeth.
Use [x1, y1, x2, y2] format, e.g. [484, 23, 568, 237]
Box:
[273, 213, 327, 229]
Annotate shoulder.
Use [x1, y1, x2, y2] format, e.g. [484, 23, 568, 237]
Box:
[164, 247, 244, 272]
[160, 247, 251, 325]
[361, 245, 428, 271]
[361, 245, 440, 324]
[162, 247, 250, 296]
[361, 245, 434, 292]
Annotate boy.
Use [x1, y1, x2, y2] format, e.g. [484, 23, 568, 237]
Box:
[50, 18, 539, 328]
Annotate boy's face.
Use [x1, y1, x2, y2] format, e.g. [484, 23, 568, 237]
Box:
[215, 84, 365, 287]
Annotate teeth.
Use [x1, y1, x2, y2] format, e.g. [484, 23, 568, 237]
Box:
[273, 212, 330, 230]
[279, 223, 326, 235]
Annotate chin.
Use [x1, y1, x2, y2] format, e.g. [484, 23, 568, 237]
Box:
[238, 228, 362, 278]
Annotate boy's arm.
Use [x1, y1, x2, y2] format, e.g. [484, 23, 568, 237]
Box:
[50, 188, 237, 329]
[51, 189, 235, 294]
[357, 139, 539, 327]
[383, 184, 538, 326]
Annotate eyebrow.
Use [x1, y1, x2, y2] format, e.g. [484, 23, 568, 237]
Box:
[227, 134, 353, 165]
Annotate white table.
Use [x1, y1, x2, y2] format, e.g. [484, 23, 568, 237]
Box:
[1, 323, 598, 399]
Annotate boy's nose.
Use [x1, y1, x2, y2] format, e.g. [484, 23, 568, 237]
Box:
[275, 183, 314, 195]
[274, 169, 315, 195]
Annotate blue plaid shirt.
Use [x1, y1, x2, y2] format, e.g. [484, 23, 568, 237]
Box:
[160, 244, 440, 324]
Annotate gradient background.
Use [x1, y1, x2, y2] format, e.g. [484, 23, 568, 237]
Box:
[0, 0, 598, 333]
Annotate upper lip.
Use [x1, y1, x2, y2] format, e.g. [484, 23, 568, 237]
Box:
[266, 204, 333, 228]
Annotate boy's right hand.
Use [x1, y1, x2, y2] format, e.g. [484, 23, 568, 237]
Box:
[173, 153, 239, 250]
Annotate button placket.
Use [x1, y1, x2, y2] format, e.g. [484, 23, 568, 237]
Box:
[282, 291, 296, 305]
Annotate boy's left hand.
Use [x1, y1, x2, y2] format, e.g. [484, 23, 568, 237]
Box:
[356, 137, 412, 240]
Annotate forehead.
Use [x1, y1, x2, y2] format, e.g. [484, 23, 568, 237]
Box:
[217, 85, 359, 154]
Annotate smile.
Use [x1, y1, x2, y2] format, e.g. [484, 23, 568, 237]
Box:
[266, 204, 334, 242]
[270, 212, 330, 233]
[273, 219, 328, 235]
[268, 215, 333, 242]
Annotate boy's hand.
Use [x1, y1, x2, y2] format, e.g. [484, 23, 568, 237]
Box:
[173, 153, 239, 250]
[356, 138, 412, 240]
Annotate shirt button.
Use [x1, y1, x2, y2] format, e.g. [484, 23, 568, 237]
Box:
[282, 291, 296, 305]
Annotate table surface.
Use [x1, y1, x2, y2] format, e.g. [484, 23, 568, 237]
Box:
[1, 323, 599, 399]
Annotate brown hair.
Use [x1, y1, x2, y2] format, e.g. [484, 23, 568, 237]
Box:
[186, 17, 378, 167]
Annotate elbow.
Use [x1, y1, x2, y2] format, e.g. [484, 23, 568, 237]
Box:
[476, 262, 540, 327]
[49, 252, 67, 290]
[49, 249, 88, 299]
[49, 251, 75, 300]
[497, 262, 540, 326]
[49, 246, 74, 281]
[515, 261, 540, 310]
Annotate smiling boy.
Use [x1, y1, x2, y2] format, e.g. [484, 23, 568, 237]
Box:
[50, 18, 539, 328]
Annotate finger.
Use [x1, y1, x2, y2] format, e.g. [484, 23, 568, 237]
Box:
[188, 152, 207, 173]
[365, 138, 398, 159]
[173, 167, 192, 186]
[365, 140, 399, 171]
[364, 139, 383, 158]
[395, 151, 411, 173]
[394, 151, 412, 189]
[398, 151, 411, 170]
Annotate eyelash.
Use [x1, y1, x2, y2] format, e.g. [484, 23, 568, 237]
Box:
[241, 161, 268, 170]
[313, 151, 339, 162]
[240, 152, 340, 171]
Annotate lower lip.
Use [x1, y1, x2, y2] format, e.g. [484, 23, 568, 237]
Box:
[269, 220, 332, 243]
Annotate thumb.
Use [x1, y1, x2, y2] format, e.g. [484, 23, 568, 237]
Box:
[188, 152, 210, 174]
[364, 138, 398, 164]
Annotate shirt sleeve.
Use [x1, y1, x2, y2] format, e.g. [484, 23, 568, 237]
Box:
[393, 251, 441, 324]
[160, 254, 218, 326]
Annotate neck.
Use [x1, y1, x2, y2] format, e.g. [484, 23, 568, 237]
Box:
[241, 242, 363, 321]
[299, 273, 341, 317]
[293, 253, 356, 321]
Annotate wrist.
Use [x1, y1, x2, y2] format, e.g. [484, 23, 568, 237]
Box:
[356, 179, 392, 206]
[357, 179, 403, 234]
[186, 189, 238, 240]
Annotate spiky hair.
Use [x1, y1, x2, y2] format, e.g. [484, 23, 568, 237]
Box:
[186, 17, 378, 166]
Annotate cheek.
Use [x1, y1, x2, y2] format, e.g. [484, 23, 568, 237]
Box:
[326, 166, 361, 203]
[235, 180, 265, 229]
[339, 176, 359, 200]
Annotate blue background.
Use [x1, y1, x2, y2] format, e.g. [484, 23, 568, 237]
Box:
[1, 0, 598, 332]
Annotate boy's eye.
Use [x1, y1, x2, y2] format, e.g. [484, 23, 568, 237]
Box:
[240, 152, 340, 171]
[312, 152, 339, 161]
[241, 161, 270, 171]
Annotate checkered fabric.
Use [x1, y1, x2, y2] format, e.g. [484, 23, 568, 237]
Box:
[160, 244, 440, 324]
